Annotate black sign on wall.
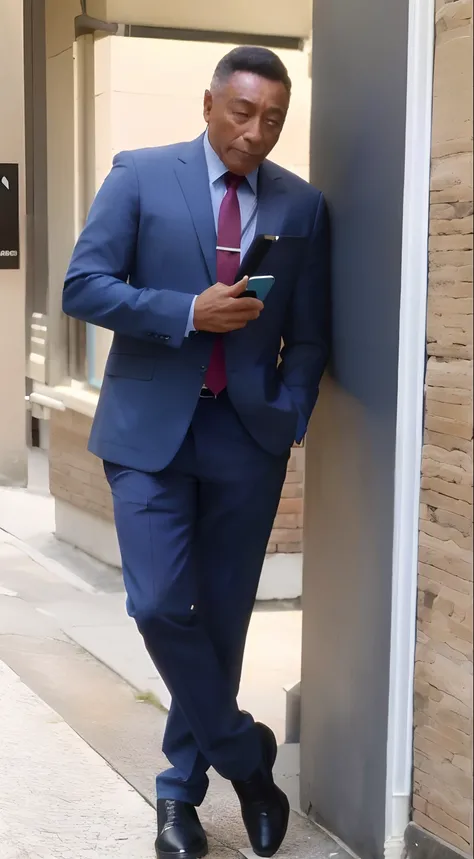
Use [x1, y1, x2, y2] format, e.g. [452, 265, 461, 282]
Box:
[0, 164, 20, 270]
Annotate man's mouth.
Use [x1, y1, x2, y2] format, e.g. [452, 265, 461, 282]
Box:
[232, 148, 260, 159]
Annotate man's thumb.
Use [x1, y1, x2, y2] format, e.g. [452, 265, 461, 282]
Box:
[228, 276, 248, 297]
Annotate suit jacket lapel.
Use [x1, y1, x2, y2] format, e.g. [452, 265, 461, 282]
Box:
[254, 160, 287, 239]
[175, 136, 217, 284]
[235, 161, 287, 277]
[225, 161, 289, 362]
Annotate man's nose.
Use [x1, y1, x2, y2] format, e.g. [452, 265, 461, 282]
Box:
[243, 118, 264, 146]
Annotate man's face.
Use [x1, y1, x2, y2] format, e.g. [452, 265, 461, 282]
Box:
[203, 71, 290, 176]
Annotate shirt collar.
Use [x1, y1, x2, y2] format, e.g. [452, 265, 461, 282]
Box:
[203, 130, 259, 195]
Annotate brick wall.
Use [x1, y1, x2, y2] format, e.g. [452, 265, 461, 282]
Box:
[412, 1, 473, 852]
[268, 445, 304, 554]
[49, 408, 304, 554]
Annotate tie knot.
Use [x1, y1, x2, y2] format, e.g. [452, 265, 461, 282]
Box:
[225, 172, 243, 190]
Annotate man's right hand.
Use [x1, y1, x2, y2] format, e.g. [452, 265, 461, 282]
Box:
[193, 277, 264, 333]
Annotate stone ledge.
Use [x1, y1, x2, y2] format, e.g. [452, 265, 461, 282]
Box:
[405, 821, 472, 859]
[55, 498, 304, 600]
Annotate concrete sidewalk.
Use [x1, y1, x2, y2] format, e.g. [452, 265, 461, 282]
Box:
[0, 456, 302, 742]
[0, 659, 155, 858]
[0, 464, 354, 859]
[0, 532, 349, 859]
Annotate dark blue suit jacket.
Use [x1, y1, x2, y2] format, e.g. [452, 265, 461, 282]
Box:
[63, 135, 330, 471]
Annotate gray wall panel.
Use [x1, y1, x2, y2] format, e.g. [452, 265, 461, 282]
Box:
[301, 2, 410, 857]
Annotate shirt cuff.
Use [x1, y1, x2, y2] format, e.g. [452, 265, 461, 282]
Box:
[184, 296, 197, 337]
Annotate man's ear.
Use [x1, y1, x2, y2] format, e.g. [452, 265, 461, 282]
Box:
[203, 89, 213, 123]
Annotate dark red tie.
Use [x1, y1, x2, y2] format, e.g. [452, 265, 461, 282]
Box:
[205, 173, 243, 395]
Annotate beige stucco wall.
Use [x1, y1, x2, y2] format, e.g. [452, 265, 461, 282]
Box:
[413, 0, 473, 851]
[95, 35, 311, 188]
[91, 35, 311, 384]
[108, 37, 311, 176]
[98, 0, 311, 39]
[0, 0, 27, 484]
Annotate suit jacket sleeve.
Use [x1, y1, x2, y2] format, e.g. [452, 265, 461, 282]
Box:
[280, 192, 331, 442]
[62, 151, 194, 349]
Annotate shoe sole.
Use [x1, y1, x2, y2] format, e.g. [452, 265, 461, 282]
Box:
[156, 848, 208, 859]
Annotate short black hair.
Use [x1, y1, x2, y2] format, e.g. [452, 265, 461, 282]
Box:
[211, 46, 292, 95]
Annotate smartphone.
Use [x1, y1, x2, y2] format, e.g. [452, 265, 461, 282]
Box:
[247, 275, 275, 301]
[237, 235, 279, 280]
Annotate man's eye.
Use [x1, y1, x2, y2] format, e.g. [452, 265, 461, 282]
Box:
[234, 111, 249, 119]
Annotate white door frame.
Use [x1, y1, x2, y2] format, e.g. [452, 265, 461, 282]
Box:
[384, 0, 435, 855]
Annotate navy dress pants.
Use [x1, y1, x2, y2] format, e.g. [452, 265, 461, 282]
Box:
[104, 392, 289, 806]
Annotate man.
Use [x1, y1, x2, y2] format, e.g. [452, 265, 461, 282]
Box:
[63, 46, 329, 859]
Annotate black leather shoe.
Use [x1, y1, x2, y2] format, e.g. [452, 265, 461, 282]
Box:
[232, 722, 290, 857]
[155, 799, 208, 859]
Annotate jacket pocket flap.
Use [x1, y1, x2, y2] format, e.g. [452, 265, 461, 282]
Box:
[105, 354, 155, 380]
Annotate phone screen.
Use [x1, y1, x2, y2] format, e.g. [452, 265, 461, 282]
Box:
[248, 275, 275, 301]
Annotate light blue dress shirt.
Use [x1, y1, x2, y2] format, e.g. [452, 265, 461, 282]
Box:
[185, 131, 259, 334]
